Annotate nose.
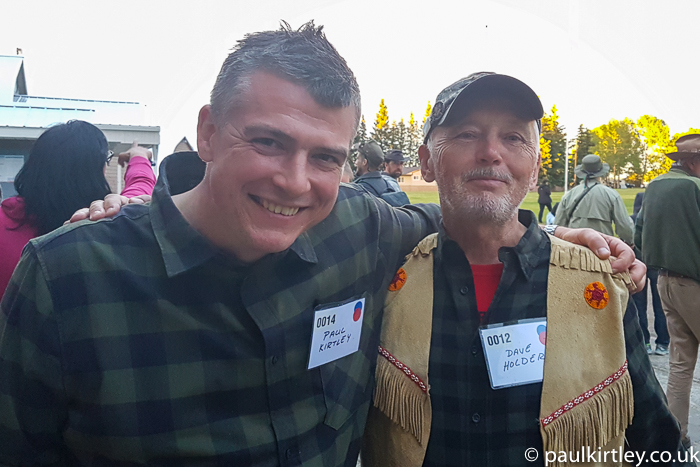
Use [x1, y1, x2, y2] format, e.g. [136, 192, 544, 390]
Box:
[477, 135, 504, 165]
[272, 151, 312, 197]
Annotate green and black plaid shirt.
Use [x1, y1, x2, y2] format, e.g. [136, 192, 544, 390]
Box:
[423, 211, 685, 467]
[0, 165, 440, 466]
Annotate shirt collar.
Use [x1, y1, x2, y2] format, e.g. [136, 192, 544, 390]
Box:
[150, 157, 318, 278]
[438, 210, 550, 280]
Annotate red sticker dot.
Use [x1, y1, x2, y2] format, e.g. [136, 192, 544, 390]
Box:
[353, 307, 362, 322]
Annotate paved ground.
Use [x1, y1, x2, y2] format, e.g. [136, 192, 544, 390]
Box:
[643, 284, 700, 451]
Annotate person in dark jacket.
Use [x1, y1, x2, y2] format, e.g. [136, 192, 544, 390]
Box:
[537, 179, 552, 223]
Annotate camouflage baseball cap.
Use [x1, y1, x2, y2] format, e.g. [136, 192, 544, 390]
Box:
[422, 72, 544, 143]
[353, 140, 384, 167]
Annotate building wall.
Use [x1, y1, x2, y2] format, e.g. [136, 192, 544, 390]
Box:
[399, 170, 437, 192]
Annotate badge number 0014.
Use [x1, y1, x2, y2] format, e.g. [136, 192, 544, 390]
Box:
[307, 298, 365, 369]
[479, 318, 547, 389]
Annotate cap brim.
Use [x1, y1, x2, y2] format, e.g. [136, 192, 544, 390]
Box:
[445, 74, 544, 125]
[666, 151, 700, 161]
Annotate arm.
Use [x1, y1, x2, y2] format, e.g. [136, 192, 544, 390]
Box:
[0, 245, 67, 465]
[120, 156, 156, 198]
[622, 298, 691, 463]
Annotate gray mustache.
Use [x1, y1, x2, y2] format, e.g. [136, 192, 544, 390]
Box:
[461, 168, 513, 183]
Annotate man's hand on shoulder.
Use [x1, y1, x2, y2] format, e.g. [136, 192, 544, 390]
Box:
[67, 194, 151, 224]
[553, 226, 646, 293]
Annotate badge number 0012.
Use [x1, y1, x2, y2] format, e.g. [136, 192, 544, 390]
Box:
[479, 318, 547, 389]
[307, 298, 365, 369]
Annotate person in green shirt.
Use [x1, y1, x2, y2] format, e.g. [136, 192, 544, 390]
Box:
[555, 154, 635, 244]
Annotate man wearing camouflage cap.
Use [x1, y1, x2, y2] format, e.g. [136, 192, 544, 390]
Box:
[362, 72, 687, 466]
[635, 133, 700, 450]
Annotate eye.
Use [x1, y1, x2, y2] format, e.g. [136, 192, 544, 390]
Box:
[505, 134, 525, 143]
[252, 137, 283, 150]
[457, 131, 478, 140]
[314, 153, 343, 167]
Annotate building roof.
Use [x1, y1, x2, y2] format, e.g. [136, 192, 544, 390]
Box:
[0, 55, 152, 130]
[402, 166, 420, 175]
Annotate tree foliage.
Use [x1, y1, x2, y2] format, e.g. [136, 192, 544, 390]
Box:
[635, 115, 673, 183]
[591, 118, 643, 184]
[538, 106, 567, 188]
[369, 100, 424, 166]
[570, 125, 594, 187]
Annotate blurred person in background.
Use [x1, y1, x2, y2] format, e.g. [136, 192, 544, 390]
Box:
[537, 178, 552, 223]
[555, 154, 634, 244]
[631, 191, 669, 356]
[0, 120, 155, 297]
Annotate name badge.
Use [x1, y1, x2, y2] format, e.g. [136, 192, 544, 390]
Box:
[479, 318, 547, 389]
[307, 298, 365, 369]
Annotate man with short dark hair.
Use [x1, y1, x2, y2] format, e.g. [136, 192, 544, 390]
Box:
[353, 140, 409, 206]
[0, 22, 442, 466]
[362, 73, 685, 467]
[636, 133, 700, 450]
[382, 149, 409, 192]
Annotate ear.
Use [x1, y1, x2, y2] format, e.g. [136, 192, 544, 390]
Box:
[197, 105, 218, 163]
[419, 144, 436, 183]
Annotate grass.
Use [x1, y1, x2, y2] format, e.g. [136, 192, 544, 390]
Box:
[406, 187, 643, 218]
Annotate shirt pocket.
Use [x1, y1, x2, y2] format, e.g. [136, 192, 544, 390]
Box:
[319, 351, 372, 430]
[315, 294, 374, 430]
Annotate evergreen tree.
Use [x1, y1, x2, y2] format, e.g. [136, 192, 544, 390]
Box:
[423, 101, 432, 125]
[571, 125, 594, 186]
[371, 99, 391, 149]
[350, 116, 369, 172]
[406, 112, 422, 166]
[538, 106, 567, 188]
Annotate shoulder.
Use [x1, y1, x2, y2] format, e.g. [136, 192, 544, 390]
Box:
[29, 203, 152, 257]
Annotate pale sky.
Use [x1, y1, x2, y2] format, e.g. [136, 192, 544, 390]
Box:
[2, 0, 698, 160]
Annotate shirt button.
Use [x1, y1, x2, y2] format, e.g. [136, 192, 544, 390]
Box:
[460, 286, 469, 295]
[271, 356, 278, 365]
[471, 346, 479, 356]
[472, 413, 481, 423]
[285, 448, 299, 459]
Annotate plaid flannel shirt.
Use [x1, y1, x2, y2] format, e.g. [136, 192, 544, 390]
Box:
[0, 165, 440, 467]
[423, 211, 685, 467]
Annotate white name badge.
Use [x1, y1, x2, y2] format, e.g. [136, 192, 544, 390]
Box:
[479, 318, 547, 389]
[307, 298, 365, 369]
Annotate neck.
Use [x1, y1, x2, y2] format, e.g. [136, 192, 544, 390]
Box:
[172, 185, 262, 264]
[443, 211, 525, 265]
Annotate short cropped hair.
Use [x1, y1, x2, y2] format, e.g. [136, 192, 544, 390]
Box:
[210, 20, 361, 129]
[14, 120, 112, 235]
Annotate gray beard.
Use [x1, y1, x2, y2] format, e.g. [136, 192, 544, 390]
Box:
[438, 167, 527, 225]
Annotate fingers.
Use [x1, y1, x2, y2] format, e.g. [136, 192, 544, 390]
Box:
[68, 207, 90, 223]
[103, 194, 128, 217]
[557, 227, 611, 259]
[127, 194, 152, 204]
[88, 200, 107, 220]
[604, 236, 635, 274]
[626, 260, 647, 294]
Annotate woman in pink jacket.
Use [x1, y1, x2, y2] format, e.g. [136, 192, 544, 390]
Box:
[0, 120, 156, 297]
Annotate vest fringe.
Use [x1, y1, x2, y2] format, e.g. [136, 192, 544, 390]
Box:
[372, 357, 429, 445]
[541, 372, 634, 467]
[549, 240, 635, 290]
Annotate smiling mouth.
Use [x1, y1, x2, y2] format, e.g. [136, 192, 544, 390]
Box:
[255, 197, 301, 216]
